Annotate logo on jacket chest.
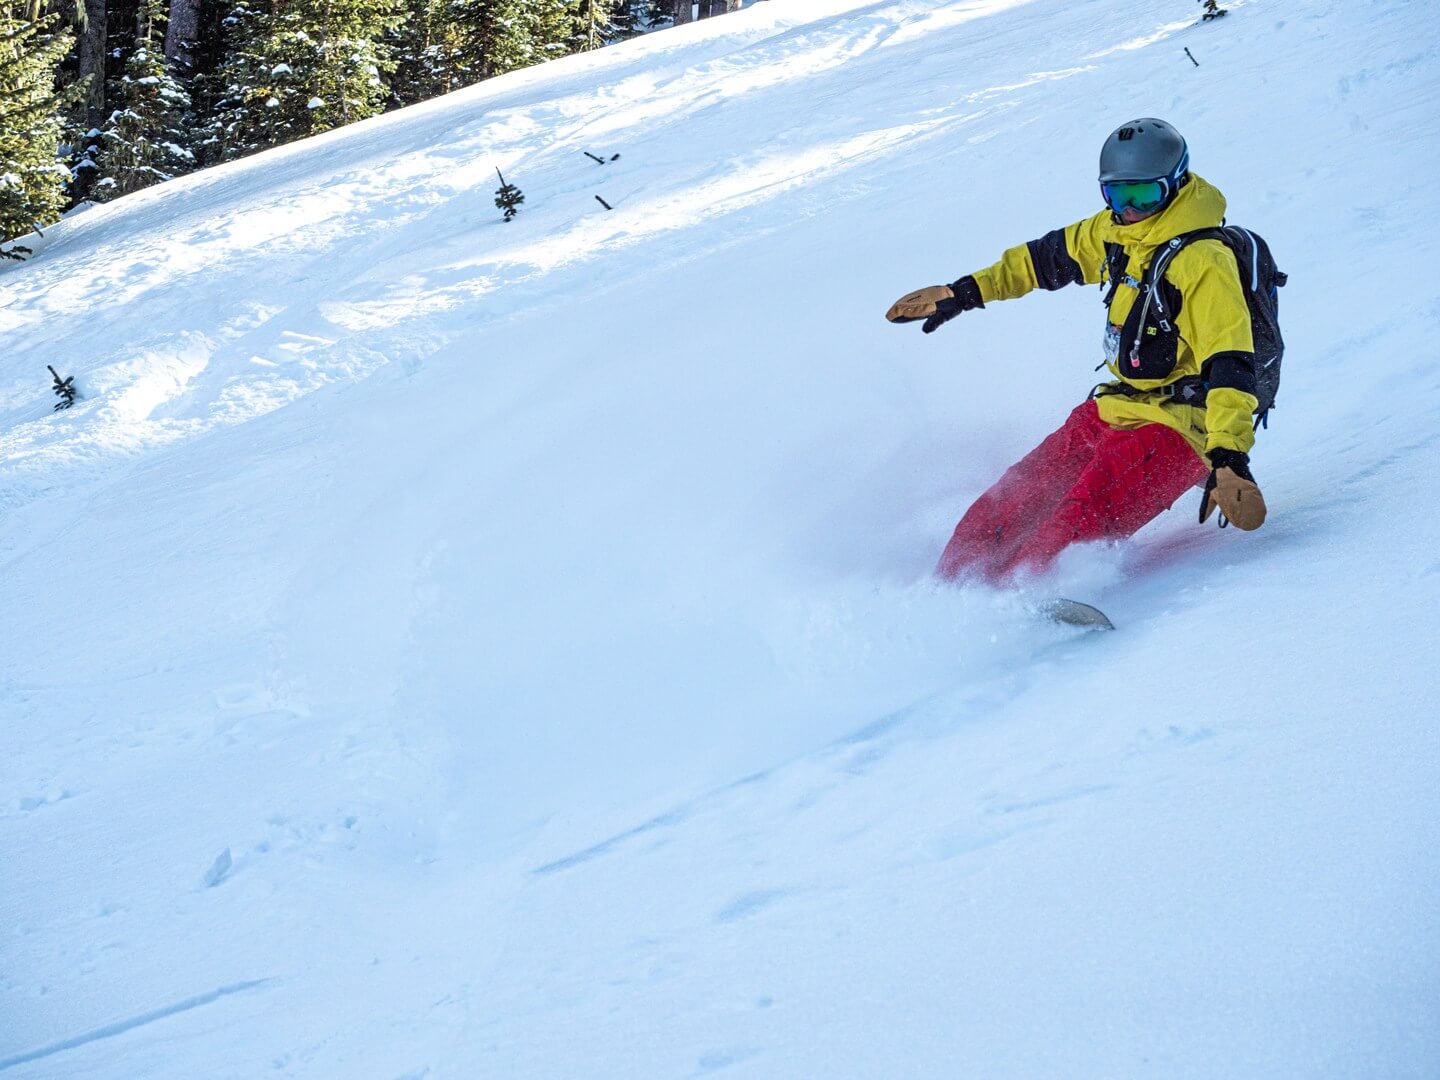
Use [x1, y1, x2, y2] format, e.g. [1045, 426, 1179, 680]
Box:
[1109, 322, 1164, 369]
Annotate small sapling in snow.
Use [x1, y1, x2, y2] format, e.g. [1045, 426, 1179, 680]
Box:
[47, 365, 77, 410]
[2, 223, 43, 263]
[495, 169, 525, 222]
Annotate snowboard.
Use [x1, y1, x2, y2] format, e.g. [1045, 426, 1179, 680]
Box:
[1038, 598, 1115, 631]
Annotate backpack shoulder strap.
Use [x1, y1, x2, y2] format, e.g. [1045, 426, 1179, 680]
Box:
[1141, 227, 1235, 328]
[1101, 241, 1129, 308]
[1144, 227, 1227, 289]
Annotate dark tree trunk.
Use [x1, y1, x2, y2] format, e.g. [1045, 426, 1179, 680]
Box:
[77, 0, 107, 128]
[165, 0, 202, 73]
[672, 0, 691, 24]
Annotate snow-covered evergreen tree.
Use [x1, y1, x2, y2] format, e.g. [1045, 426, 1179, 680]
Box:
[387, 0, 571, 106]
[7, 0, 697, 215]
[384, 0, 447, 106]
[439, 0, 539, 82]
[209, 0, 399, 161]
[93, 0, 195, 200]
[611, 0, 667, 37]
[572, 0, 622, 52]
[0, 8, 73, 257]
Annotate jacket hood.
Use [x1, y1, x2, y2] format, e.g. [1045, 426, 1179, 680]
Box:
[1109, 173, 1227, 248]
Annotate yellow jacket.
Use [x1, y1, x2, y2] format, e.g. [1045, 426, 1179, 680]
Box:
[969, 174, 1259, 457]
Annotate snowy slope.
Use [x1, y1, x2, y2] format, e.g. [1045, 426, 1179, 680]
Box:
[3, 0, 1439, 1076]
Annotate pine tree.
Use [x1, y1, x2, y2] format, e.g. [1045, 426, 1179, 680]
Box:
[48, 364, 77, 409]
[384, 0, 447, 106]
[572, 0, 622, 52]
[612, 0, 666, 38]
[209, 0, 400, 162]
[441, 0, 540, 81]
[197, 0, 270, 160]
[183, 0, 246, 165]
[93, 0, 195, 199]
[609, 0, 639, 38]
[457, 0, 569, 83]
[531, 0, 574, 64]
[0, 7, 73, 258]
[494, 166, 522, 220]
[646, 0, 671, 28]
[386, 0, 573, 107]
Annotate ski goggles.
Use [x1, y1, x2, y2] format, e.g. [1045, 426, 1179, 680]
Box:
[1100, 178, 1169, 216]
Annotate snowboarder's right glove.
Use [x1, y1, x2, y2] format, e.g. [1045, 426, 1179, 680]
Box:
[1199, 449, 1267, 531]
[886, 276, 984, 334]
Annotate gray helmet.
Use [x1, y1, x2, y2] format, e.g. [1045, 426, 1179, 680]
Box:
[1098, 118, 1189, 183]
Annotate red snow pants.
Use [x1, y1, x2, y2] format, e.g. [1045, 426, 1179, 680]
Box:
[936, 400, 1209, 583]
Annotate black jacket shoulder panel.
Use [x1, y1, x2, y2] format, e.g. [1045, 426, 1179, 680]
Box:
[1027, 228, 1085, 291]
[1202, 350, 1259, 396]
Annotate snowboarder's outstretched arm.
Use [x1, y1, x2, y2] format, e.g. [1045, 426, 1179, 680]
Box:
[885, 212, 1109, 331]
[972, 212, 1111, 301]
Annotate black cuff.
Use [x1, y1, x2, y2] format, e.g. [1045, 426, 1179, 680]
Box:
[1207, 448, 1253, 479]
[948, 275, 985, 311]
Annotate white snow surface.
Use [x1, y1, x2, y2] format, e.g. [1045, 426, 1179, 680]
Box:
[4, 0, 1440, 1076]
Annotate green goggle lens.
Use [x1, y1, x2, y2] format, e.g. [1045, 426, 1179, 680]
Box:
[1101, 179, 1167, 214]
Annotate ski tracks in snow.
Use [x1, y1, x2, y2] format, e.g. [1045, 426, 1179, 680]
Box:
[447, 606, 1226, 1077]
[0, 980, 277, 1075]
[3, 0, 1105, 520]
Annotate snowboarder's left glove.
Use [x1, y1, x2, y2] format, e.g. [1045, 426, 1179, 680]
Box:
[1199, 449, 1267, 531]
[886, 276, 984, 334]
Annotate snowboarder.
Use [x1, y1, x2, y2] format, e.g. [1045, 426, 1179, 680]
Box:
[887, 118, 1269, 583]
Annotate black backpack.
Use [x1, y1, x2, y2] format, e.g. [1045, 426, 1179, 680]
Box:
[1139, 225, 1288, 425]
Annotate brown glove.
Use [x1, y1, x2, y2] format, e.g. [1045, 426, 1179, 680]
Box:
[1199, 449, 1267, 531]
[887, 285, 953, 321]
[886, 276, 984, 333]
